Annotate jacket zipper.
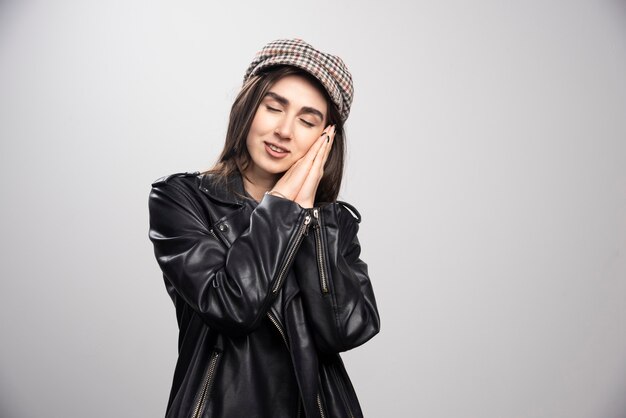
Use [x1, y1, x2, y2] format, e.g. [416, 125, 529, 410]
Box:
[209, 227, 230, 249]
[312, 209, 329, 294]
[266, 310, 288, 347]
[191, 350, 220, 418]
[271, 212, 312, 293]
[317, 392, 326, 418]
[267, 210, 324, 417]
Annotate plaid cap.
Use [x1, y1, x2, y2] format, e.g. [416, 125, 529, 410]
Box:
[242, 38, 354, 122]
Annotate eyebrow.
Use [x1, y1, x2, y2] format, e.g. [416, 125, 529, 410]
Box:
[265, 91, 325, 122]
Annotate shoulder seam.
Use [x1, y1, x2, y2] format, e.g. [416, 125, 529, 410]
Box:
[151, 178, 209, 229]
[336, 200, 362, 223]
[151, 171, 200, 187]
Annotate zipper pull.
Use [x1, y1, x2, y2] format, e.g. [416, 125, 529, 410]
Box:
[312, 208, 320, 227]
[303, 212, 312, 236]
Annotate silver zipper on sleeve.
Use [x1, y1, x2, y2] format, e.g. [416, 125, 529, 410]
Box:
[191, 350, 220, 418]
[312, 209, 329, 294]
[271, 212, 312, 293]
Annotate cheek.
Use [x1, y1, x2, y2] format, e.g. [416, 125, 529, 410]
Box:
[249, 108, 274, 134]
[245, 135, 253, 155]
[246, 112, 265, 149]
[247, 115, 260, 136]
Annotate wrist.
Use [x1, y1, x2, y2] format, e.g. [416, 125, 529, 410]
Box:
[295, 197, 314, 209]
[265, 190, 290, 200]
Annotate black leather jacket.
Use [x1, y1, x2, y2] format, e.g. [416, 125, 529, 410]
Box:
[148, 170, 380, 418]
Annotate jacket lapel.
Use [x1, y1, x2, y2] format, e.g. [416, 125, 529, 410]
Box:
[198, 171, 252, 248]
[198, 171, 246, 206]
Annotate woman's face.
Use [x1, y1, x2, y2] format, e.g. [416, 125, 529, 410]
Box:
[245, 74, 328, 183]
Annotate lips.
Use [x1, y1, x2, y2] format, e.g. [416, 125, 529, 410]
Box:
[264, 142, 289, 153]
[264, 142, 290, 159]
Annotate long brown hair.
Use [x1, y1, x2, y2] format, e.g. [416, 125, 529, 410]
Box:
[203, 65, 345, 203]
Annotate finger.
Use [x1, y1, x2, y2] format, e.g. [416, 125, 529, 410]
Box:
[308, 131, 331, 178]
[287, 130, 326, 173]
[272, 127, 330, 197]
[314, 125, 334, 160]
[314, 125, 335, 175]
[313, 125, 332, 160]
[301, 130, 331, 183]
[275, 126, 331, 198]
[302, 126, 332, 164]
[282, 129, 327, 178]
[296, 164, 323, 205]
[294, 126, 335, 206]
[320, 125, 336, 169]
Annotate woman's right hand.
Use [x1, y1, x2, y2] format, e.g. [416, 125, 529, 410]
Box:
[270, 124, 335, 206]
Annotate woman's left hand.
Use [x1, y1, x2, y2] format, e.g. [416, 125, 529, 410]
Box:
[294, 125, 336, 208]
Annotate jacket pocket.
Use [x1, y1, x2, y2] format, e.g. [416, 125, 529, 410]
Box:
[190, 350, 221, 418]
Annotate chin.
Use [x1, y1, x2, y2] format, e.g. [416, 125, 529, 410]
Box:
[252, 158, 290, 177]
[263, 163, 290, 175]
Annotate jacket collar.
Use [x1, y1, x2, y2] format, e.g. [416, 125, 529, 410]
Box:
[198, 171, 247, 206]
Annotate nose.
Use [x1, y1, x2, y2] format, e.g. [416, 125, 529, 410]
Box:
[274, 115, 294, 140]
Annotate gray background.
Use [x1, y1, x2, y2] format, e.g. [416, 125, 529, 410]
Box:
[1, 0, 625, 417]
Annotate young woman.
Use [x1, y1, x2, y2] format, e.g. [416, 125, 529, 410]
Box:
[148, 38, 380, 418]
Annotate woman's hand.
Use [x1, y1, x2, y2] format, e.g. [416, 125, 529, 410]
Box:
[270, 124, 336, 208]
[294, 125, 335, 208]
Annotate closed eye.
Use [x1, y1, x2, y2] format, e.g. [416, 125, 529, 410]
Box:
[300, 119, 315, 127]
[266, 105, 281, 112]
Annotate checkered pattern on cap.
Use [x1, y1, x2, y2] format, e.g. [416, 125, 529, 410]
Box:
[242, 38, 354, 121]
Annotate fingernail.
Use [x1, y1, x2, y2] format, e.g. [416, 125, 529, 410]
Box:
[327, 136, 330, 143]
[321, 131, 327, 136]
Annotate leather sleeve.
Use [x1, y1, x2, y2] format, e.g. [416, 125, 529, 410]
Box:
[148, 179, 308, 336]
[293, 202, 381, 353]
